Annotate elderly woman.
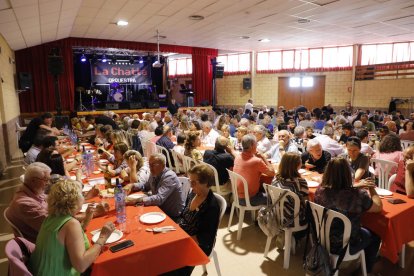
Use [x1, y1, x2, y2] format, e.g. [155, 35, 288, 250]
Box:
[100, 142, 129, 176]
[314, 158, 382, 273]
[165, 164, 220, 276]
[122, 150, 150, 186]
[220, 124, 237, 148]
[253, 125, 272, 154]
[344, 137, 370, 181]
[271, 153, 308, 233]
[373, 133, 403, 177]
[234, 126, 248, 151]
[391, 145, 414, 197]
[184, 131, 203, 162]
[29, 179, 115, 275]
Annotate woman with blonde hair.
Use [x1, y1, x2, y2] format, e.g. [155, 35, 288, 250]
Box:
[184, 131, 203, 161]
[29, 179, 115, 275]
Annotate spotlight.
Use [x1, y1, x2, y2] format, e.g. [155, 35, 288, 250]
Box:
[139, 57, 144, 64]
[102, 54, 107, 63]
[80, 54, 87, 62]
[129, 57, 135, 64]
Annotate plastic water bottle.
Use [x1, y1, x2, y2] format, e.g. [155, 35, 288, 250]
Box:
[114, 179, 126, 229]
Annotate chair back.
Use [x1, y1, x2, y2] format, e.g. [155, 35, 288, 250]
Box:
[178, 176, 191, 202]
[5, 237, 35, 276]
[202, 162, 231, 195]
[4, 207, 25, 238]
[263, 184, 303, 230]
[370, 158, 398, 189]
[144, 140, 157, 158]
[227, 169, 253, 208]
[171, 150, 185, 174]
[307, 201, 351, 254]
[213, 193, 227, 225]
[388, 173, 397, 190]
[401, 140, 413, 150]
[156, 145, 174, 171]
[182, 155, 197, 173]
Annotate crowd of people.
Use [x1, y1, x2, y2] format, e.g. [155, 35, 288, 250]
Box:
[9, 101, 414, 275]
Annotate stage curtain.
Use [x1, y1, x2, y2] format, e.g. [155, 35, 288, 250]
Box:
[191, 47, 218, 106]
[16, 37, 217, 113]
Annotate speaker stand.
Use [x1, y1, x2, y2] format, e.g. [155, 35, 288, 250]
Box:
[78, 91, 87, 111]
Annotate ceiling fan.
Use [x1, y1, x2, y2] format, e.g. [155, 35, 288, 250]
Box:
[152, 29, 163, 68]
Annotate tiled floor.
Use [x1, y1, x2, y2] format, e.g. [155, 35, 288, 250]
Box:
[1, 163, 413, 276]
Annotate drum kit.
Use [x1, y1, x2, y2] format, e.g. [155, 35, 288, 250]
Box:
[109, 82, 125, 102]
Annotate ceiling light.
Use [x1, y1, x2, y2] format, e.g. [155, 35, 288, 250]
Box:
[240, 36, 250, 39]
[189, 15, 204, 21]
[80, 54, 87, 62]
[117, 20, 128, 26]
[139, 57, 144, 64]
[259, 38, 270, 43]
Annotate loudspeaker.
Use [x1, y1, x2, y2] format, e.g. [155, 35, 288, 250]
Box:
[243, 78, 251, 90]
[18, 72, 32, 90]
[105, 103, 119, 110]
[146, 101, 160, 108]
[129, 102, 143, 109]
[54, 116, 70, 129]
[48, 55, 64, 75]
[215, 65, 224, 78]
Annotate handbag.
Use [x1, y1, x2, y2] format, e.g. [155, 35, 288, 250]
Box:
[257, 190, 288, 238]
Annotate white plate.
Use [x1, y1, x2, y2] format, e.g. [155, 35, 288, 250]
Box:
[307, 180, 320, 188]
[375, 187, 393, 196]
[93, 170, 100, 175]
[298, 169, 307, 174]
[66, 158, 75, 163]
[92, 229, 123, 244]
[140, 212, 166, 224]
[80, 203, 89, 213]
[82, 185, 93, 192]
[88, 178, 105, 186]
[111, 178, 123, 185]
[127, 193, 146, 200]
[70, 175, 76, 180]
[99, 159, 109, 164]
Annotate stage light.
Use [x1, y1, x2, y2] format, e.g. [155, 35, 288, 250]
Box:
[117, 20, 128, 26]
[102, 54, 107, 63]
[80, 54, 87, 62]
[139, 57, 144, 64]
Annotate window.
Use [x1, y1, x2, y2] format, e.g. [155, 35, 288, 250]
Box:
[289, 77, 300, 87]
[302, 77, 314, 87]
[289, 77, 314, 88]
[360, 41, 414, 65]
[168, 57, 192, 76]
[257, 46, 353, 72]
[217, 53, 250, 73]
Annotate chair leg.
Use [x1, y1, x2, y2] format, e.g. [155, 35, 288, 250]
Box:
[227, 204, 235, 231]
[283, 231, 292, 269]
[264, 236, 272, 258]
[202, 264, 207, 275]
[251, 210, 256, 221]
[212, 250, 221, 276]
[399, 244, 406, 268]
[237, 209, 245, 240]
[360, 251, 367, 276]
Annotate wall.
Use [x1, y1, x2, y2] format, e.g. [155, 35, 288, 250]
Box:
[0, 34, 21, 165]
[216, 70, 353, 109]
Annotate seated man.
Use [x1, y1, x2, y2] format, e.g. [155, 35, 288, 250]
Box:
[156, 125, 176, 167]
[201, 121, 220, 146]
[233, 134, 275, 206]
[301, 139, 332, 174]
[126, 153, 184, 220]
[266, 130, 299, 163]
[203, 136, 236, 193]
[314, 125, 344, 157]
[252, 125, 272, 154]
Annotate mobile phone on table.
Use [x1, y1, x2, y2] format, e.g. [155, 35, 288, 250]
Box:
[387, 198, 406, 204]
[109, 240, 134, 253]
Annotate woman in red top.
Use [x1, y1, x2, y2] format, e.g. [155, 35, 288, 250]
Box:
[391, 145, 414, 197]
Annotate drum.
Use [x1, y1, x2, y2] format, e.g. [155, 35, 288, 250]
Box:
[113, 92, 123, 102]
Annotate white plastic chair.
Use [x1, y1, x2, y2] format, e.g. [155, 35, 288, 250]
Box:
[182, 155, 198, 174]
[263, 184, 307, 269]
[401, 140, 413, 150]
[144, 140, 157, 158]
[202, 193, 227, 276]
[370, 158, 398, 190]
[387, 173, 397, 190]
[4, 207, 25, 238]
[308, 201, 367, 276]
[156, 145, 174, 171]
[171, 150, 185, 174]
[227, 169, 265, 240]
[178, 176, 191, 202]
[202, 162, 232, 197]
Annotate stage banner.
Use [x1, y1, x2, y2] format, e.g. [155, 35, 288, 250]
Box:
[91, 63, 152, 84]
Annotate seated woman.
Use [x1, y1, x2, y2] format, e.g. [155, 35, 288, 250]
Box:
[314, 158, 382, 274]
[121, 150, 150, 188]
[29, 179, 115, 275]
[100, 142, 129, 176]
[184, 131, 203, 162]
[391, 145, 414, 197]
[373, 133, 403, 177]
[36, 148, 77, 178]
[164, 164, 220, 276]
[234, 126, 248, 151]
[271, 153, 308, 235]
[344, 136, 370, 182]
[220, 124, 237, 149]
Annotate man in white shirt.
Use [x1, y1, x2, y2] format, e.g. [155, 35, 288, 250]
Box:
[252, 125, 271, 154]
[314, 126, 344, 157]
[356, 129, 375, 156]
[244, 99, 253, 113]
[266, 130, 299, 163]
[201, 121, 220, 146]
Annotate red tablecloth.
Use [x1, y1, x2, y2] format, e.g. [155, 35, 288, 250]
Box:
[86, 197, 209, 276]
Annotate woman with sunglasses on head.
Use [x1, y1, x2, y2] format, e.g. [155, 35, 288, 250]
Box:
[314, 157, 382, 274]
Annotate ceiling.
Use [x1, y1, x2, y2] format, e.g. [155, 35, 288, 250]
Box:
[0, 0, 413, 53]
